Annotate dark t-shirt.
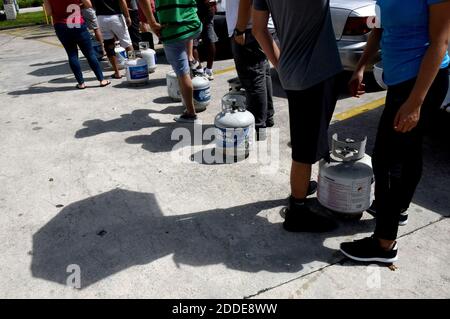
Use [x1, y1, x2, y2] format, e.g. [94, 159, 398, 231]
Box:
[196, 0, 214, 22]
[254, 0, 342, 91]
[92, 0, 123, 16]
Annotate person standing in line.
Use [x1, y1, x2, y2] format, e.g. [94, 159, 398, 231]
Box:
[43, 0, 110, 89]
[127, 0, 143, 50]
[252, 0, 343, 232]
[92, 0, 134, 79]
[340, 0, 449, 263]
[139, 0, 203, 123]
[80, 2, 107, 57]
[192, 0, 218, 80]
[226, 0, 275, 141]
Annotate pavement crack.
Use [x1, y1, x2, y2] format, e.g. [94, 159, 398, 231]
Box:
[243, 261, 341, 299]
[244, 215, 448, 299]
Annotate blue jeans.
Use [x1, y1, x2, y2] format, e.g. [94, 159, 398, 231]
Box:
[54, 23, 104, 84]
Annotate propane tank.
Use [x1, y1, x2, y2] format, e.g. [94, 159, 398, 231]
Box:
[222, 77, 246, 106]
[125, 51, 149, 85]
[114, 41, 127, 69]
[139, 42, 157, 73]
[317, 134, 374, 215]
[166, 71, 182, 102]
[192, 74, 211, 112]
[214, 95, 255, 162]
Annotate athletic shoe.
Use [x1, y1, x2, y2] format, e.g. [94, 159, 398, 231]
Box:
[367, 200, 409, 226]
[283, 197, 338, 233]
[174, 112, 198, 123]
[204, 68, 214, 81]
[340, 236, 398, 263]
[189, 59, 200, 70]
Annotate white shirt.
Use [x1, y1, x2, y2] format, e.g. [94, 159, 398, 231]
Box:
[225, 0, 274, 37]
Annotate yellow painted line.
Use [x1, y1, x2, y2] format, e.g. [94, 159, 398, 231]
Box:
[334, 97, 386, 121]
[214, 66, 236, 76]
[32, 38, 63, 48]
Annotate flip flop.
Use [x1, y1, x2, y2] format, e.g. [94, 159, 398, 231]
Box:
[76, 83, 86, 89]
[100, 80, 111, 87]
[110, 74, 122, 79]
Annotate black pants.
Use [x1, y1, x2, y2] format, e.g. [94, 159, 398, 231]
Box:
[373, 68, 449, 240]
[231, 30, 274, 129]
[128, 9, 142, 50]
[286, 75, 339, 164]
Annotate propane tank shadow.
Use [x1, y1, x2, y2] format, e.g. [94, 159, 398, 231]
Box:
[126, 123, 215, 153]
[75, 109, 165, 138]
[30, 188, 375, 289]
[112, 78, 167, 90]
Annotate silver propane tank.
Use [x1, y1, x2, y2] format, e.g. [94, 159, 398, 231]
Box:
[214, 92, 255, 162]
[192, 74, 211, 112]
[139, 42, 157, 73]
[114, 41, 127, 70]
[317, 134, 374, 216]
[166, 71, 182, 102]
[125, 51, 149, 86]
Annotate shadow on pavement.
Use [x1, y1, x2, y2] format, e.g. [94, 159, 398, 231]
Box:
[31, 188, 374, 289]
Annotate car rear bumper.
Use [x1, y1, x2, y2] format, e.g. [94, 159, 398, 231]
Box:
[338, 40, 380, 72]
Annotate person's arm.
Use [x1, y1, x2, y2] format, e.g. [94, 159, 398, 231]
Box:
[234, 0, 252, 45]
[119, 0, 132, 26]
[252, 8, 279, 68]
[394, 1, 450, 133]
[348, 28, 383, 97]
[81, 0, 93, 9]
[138, 0, 162, 37]
[43, 0, 52, 16]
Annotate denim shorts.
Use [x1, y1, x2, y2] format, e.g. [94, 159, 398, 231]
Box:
[164, 32, 200, 76]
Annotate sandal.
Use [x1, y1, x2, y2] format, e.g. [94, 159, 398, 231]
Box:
[76, 83, 86, 89]
[110, 74, 122, 79]
[100, 80, 111, 87]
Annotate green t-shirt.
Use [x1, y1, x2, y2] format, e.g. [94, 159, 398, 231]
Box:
[155, 0, 202, 43]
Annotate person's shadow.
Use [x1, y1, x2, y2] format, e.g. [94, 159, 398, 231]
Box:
[30, 188, 375, 289]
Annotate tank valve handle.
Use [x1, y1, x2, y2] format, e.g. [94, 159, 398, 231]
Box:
[331, 134, 367, 161]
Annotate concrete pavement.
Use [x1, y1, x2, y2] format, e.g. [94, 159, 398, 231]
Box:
[0, 26, 449, 298]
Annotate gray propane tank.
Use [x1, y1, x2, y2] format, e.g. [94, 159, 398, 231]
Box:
[125, 51, 149, 86]
[166, 71, 182, 102]
[214, 91, 255, 162]
[139, 42, 157, 73]
[317, 134, 374, 216]
[192, 74, 211, 112]
[114, 41, 127, 70]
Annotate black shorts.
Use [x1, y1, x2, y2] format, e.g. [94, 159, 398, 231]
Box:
[194, 19, 218, 46]
[286, 76, 339, 164]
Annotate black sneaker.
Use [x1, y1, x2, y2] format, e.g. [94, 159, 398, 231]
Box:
[340, 236, 398, 263]
[189, 59, 200, 70]
[283, 198, 338, 233]
[367, 200, 408, 226]
[266, 117, 275, 128]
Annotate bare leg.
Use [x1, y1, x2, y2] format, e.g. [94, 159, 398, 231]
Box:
[206, 42, 216, 70]
[186, 40, 194, 61]
[178, 73, 196, 115]
[108, 55, 121, 78]
[291, 161, 312, 200]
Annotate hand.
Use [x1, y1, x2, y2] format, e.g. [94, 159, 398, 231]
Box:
[150, 22, 162, 37]
[234, 33, 245, 46]
[125, 16, 132, 27]
[394, 99, 422, 133]
[348, 70, 366, 97]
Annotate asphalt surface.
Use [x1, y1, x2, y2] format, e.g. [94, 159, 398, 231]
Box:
[0, 25, 449, 298]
